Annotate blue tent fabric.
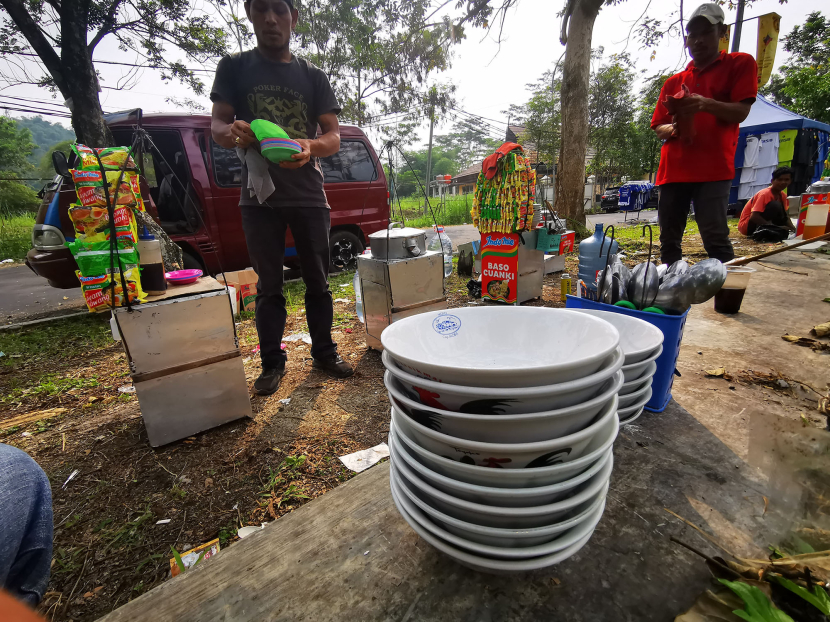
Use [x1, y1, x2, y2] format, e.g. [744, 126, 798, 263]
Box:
[740, 94, 830, 134]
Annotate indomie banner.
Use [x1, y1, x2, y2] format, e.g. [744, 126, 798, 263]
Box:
[756, 13, 780, 88]
[718, 24, 731, 54]
[481, 233, 519, 304]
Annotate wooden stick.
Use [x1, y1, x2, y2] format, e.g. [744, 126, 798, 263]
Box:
[728, 232, 830, 266]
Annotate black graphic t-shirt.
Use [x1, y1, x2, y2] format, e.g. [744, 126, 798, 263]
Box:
[210, 50, 341, 208]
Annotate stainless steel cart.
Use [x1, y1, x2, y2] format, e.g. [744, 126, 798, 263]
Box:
[113, 277, 252, 446]
[357, 250, 447, 350]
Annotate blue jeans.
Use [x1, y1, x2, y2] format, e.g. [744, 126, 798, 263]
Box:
[0, 444, 53, 605]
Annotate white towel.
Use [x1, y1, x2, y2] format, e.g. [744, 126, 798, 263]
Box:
[236, 147, 275, 204]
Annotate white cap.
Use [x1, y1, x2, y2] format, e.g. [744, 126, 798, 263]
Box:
[688, 3, 725, 25]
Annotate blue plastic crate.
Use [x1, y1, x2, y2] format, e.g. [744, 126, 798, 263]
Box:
[565, 295, 688, 413]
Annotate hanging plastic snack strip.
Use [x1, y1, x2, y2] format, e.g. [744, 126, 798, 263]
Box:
[471, 150, 536, 234]
[71, 144, 138, 172]
[67, 239, 139, 278]
[71, 169, 145, 208]
[68, 204, 138, 244]
[77, 267, 146, 313]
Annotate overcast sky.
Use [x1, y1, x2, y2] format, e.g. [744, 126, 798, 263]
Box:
[1, 0, 815, 149]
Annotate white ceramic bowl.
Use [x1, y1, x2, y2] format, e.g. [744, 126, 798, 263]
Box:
[618, 380, 652, 409]
[571, 309, 664, 364]
[380, 307, 620, 388]
[391, 397, 617, 469]
[392, 447, 613, 528]
[389, 425, 613, 507]
[620, 406, 645, 426]
[390, 478, 597, 574]
[390, 469, 606, 560]
[392, 465, 609, 547]
[389, 468, 609, 548]
[393, 409, 619, 489]
[618, 387, 652, 418]
[621, 345, 663, 383]
[619, 363, 656, 395]
[386, 370, 623, 443]
[382, 348, 624, 414]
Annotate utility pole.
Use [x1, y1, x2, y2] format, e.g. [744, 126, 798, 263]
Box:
[423, 92, 436, 215]
[731, 0, 746, 53]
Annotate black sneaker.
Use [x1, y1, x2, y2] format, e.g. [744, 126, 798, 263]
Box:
[254, 366, 285, 395]
[312, 353, 354, 378]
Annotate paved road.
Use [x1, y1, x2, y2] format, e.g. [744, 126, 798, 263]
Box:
[0, 264, 85, 325]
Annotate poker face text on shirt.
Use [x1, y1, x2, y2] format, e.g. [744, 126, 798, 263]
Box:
[685, 18, 726, 67]
[245, 0, 298, 53]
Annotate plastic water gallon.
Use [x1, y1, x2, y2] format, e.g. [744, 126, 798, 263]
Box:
[428, 230, 454, 278]
[578, 223, 619, 295]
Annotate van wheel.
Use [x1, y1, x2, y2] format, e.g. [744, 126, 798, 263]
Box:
[330, 230, 363, 273]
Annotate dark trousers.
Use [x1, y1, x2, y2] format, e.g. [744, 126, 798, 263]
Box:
[745, 200, 789, 235]
[658, 180, 734, 265]
[240, 206, 336, 368]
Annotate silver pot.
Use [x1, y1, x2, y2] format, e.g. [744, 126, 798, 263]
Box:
[368, 223, 427, 260]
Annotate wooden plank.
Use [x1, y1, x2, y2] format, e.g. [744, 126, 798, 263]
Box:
[1, 407, 67, 430]
[97, 462, 407, 622]
[131, 350, 240, 384]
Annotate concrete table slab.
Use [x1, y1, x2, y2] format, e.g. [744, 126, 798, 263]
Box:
[98, 400, 769, 622]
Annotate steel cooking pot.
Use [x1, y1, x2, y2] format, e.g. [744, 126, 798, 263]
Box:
[368, 223, 427, 260]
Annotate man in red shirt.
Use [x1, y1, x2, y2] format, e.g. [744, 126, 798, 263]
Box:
[738, 167, 795, 237]
[651, 3, 758, 265]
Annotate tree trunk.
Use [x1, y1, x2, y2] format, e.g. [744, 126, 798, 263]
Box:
[61, 1, 114, 147]
[555, 0, 604, 224]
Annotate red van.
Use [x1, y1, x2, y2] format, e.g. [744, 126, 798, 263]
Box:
[26, 110, 390, 288]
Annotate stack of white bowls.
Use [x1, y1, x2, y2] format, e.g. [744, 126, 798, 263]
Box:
[380, 307, 624, 573]
[571, 310, 664, 425]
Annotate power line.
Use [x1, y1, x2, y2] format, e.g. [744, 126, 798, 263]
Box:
[9, 51, 216, 73]
[0, 105, 71, 119]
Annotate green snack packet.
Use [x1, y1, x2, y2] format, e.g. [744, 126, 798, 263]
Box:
[68, 239, 140, 278]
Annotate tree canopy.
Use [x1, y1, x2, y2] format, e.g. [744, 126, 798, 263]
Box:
[763, 11, 830, 125]
[0, 117, 39, 213]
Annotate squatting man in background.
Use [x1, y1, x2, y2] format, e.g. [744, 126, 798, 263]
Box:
[210, 0, 353, 394]
[738, 167, 796, 241]
[651, 2, 758, 265]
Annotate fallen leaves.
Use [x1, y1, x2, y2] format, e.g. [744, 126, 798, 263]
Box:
[705, 366, 733, 380]
[782, 334, 830, 352]
[811, 322, 830, 338]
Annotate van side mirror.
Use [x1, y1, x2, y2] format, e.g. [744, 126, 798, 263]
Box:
[52, 150, 71, 178]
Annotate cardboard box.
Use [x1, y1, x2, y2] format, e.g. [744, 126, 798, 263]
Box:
[218, 269, 258, 312]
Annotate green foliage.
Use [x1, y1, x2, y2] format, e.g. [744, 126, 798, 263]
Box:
[294, 0, 459, 125]
[763, 12, 830, 124]
[768, 575, 830, 615]
[435, 118, 503, 170]
[506, 68, 562, 166]
[393, 145, 460, 197]
[636, 72, 671, 178]
[718, 579, 795, 622]
[587, 52, 643, 183]
[35, 139, 74, 187]
[0, 117, 39, 214]
[395, 195, 472, 228]
[14, 116, 74, 171]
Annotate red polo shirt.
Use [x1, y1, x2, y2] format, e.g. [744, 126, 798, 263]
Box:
[651, 52, 758, 185]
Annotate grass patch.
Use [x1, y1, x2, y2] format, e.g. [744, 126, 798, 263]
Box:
[393, 195, 473, 228]
[0, 212, 35, 262]
[607, 218, 740, 254]
[282, 269, 355, 314]
[3, 374, 99, 404]
[0, 314, 112, 370]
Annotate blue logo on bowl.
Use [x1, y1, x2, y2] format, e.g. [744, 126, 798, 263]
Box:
[432, 314, 461, 337]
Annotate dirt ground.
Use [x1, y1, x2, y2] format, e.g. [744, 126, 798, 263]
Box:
[1, 223, 826, 622]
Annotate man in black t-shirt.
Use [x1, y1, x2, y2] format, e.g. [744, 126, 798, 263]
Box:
[211, 0, 353, 395]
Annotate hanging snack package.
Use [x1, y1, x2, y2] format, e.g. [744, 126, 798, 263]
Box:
[77, 267, 146, 313]
[71, 169, 146, 211]
[71, 144, 138, 172]
[68, 204, 138, 244]
[67, 239, 140, 278]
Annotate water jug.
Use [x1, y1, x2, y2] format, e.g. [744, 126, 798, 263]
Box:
[578, 223, 619, 295]
[428, 231, 454, 278]
[353, 271, 364, 323]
